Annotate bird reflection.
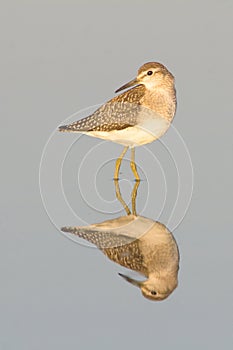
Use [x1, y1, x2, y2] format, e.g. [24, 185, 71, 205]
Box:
[61, 180, 179, 301]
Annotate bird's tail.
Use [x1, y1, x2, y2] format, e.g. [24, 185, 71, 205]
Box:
[58, 125, 73, 132]
[61, 226, 79, 234]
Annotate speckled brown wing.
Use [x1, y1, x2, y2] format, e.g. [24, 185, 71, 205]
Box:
[104, 240, 148, 276]
[61, 226, 135, 247]
[61, 226, 148, 275]
[59, 85, 146, 132]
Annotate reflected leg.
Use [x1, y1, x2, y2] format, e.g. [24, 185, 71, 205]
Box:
[131, 180, 140, 216]
[114, 179, 131, 215]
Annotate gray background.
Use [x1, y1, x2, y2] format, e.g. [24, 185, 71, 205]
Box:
[1, 1, 233, 349]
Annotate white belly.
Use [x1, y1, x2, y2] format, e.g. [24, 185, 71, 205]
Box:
[82, 117, 170, 147]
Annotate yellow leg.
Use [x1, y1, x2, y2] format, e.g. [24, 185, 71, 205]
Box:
[114, 146, 128, 180]
[130, 148, 140, 181]
[114, 179, 131, 215]
[131, 180, 140, 216]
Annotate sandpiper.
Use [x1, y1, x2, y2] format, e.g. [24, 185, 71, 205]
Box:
[59, 62, 176, 180]
[62, 214, 179, 301]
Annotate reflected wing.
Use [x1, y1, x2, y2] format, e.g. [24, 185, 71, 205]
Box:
[61, 226, 148, 275]
[104, 239, 147, 275]
[59, 85, 146, 132]
[61, 226, 134, 248]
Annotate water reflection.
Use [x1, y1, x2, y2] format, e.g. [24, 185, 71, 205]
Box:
[61, 180, 179, 301]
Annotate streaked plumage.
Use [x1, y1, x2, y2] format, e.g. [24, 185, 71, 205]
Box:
[62, 215, 179, 301]
[59, 62, 176, 180]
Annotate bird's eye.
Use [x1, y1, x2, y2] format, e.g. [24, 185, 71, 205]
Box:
[147, 70, 153, 76]
[151, 290, 157, 295]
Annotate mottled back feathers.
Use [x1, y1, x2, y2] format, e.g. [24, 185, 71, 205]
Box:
[59, 85, 146, 132]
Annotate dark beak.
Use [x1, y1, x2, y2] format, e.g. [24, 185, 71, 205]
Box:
[118, 273, 142, 287]
[115, 77, 139, 93]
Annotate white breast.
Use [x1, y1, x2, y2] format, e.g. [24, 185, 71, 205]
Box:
[84, 116, 170, 147]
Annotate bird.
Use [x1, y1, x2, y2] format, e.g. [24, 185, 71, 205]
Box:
[59, 62, 177, 180]
[61, 215, 179, 301]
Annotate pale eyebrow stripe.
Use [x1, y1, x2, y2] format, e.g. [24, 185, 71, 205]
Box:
[138, 68, 160, 79]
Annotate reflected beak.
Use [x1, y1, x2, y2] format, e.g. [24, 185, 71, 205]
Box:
[115, 77, 139, 93]
[118, 273, 142, 288]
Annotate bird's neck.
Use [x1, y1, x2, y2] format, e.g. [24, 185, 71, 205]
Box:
[142, 85, 176, 121]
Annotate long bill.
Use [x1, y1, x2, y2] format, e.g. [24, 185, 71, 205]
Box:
[118, 273, 143, 288]
[115, 77, 139, 93]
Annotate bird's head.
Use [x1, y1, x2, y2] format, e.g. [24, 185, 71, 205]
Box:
[119, 272, 178, 301]
[115, 62, 174, 93]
